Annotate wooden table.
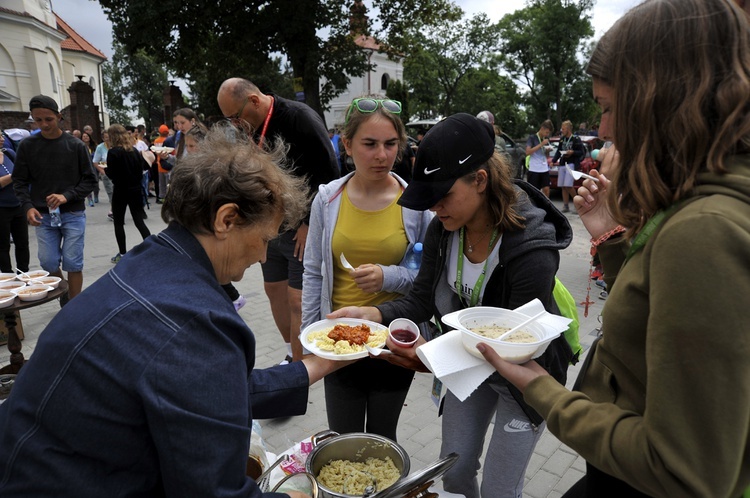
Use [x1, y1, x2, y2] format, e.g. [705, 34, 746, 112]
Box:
[0, 281, 68, 375]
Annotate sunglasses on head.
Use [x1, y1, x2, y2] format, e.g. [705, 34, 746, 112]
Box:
[345, 98, 402, 124]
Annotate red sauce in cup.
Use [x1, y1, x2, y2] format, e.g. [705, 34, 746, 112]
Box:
[391, 329, 417, 343]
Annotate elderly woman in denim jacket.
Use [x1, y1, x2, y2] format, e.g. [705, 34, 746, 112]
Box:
[0, 126, 347, 498]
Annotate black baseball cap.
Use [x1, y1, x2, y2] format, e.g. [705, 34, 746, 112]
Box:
[29, 95, 60, 114]
[398, 113, 495, 211]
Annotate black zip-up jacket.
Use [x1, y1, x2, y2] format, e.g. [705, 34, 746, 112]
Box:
[376, 180, 574, 425]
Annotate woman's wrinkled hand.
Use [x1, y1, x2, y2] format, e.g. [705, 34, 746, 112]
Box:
[476, 343, 548, 393]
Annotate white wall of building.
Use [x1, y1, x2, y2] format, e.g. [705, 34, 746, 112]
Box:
[0, 6, 67, 111]
[323, 50, 404, 130]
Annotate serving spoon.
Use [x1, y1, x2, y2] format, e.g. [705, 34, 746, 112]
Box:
[566, 165, 600, 182]
[496, 311, 546, 342]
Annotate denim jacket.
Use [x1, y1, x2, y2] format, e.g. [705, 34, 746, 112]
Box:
[0, 223, 308, 497]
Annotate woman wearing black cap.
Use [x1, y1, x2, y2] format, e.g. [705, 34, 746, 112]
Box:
[329, 112, 574, 498]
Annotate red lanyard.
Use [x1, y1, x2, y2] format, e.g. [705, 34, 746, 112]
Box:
[257, 96, 274, 148]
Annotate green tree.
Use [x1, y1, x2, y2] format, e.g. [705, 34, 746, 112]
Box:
[404, 13, 504, 119]
[102, 41, 169, 130]
[97, 0, 460, 120]
[497, 0, 595, 131]
[385, 79, 410, 124]
[101, 55, 131, 126]
[450, 65, 525, 138]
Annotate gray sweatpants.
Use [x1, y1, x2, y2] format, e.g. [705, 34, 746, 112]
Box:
[440, 374, 544, 498]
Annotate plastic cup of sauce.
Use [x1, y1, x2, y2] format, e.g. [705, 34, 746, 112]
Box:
[388, 318, 420, 348]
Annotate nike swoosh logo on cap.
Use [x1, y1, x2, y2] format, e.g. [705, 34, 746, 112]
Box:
[424, 167, 441, 175]
[458, 154, 472, 164]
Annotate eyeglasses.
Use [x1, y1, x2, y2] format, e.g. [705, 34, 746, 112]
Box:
[345, 98, 402, 124]
[226, 97, 249, 122]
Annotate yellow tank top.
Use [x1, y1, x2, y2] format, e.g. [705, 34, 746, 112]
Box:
[331, 187, 407, 310]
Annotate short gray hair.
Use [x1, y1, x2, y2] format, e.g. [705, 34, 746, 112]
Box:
[161, 123, 309, 235]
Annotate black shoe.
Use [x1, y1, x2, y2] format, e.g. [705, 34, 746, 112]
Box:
[59, 292, 70, 308]
[142, 211, 148, 219]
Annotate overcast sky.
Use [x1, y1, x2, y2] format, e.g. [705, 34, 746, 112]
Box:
[50, 0, 640, 92]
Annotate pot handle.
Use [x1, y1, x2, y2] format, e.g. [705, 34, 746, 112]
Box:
[311, 429, 339, 447]
[271, 471, 319, 498]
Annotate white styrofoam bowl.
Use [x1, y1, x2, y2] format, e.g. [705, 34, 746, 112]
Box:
[0, 281, 26, 292]
[444, 307, 556, 364]
[14, 284, 53, 302]
[17, 270, 49, 283]
[0, 273, 17, 283]
[0, 291, 16, 308]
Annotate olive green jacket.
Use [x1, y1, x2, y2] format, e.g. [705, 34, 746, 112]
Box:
[525, 154, 750, 497]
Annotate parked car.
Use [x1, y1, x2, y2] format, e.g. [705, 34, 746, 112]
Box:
[547, 135, 605, 189]
[406, 119, 526, 178]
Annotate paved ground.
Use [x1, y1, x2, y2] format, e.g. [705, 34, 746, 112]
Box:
[1, 191, 604, 497]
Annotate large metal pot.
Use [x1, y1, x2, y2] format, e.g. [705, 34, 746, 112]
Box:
[305, 431, 411, 498]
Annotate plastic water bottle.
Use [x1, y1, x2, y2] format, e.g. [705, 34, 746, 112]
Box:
[49, 206, 62, 227]
[405, 242, 423, 270]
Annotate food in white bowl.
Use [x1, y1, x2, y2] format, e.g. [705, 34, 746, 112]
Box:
[0, 273, 17, 283]
[0, 291, 16, 308]
[30, 276, 62, 289]
[443, 307, 554, 364]
[0, 281, 26, 292]
[14, 284, 53, 302]
[17, 270, 49, 283]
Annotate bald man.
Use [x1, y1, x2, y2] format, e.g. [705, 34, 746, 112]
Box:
[218, 78, 339, 363]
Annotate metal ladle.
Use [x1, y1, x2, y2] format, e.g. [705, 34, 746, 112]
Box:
[342, 470, 378, 497]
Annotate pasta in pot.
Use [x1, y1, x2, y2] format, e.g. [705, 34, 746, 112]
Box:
[317, 456, 400, 494]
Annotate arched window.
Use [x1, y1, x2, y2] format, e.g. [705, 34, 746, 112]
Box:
[381, 73, 390, 91]
[49, 63, 57, 93]
[89, 76, 96, 89]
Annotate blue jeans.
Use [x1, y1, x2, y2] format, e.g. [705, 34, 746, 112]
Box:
[36, 210, 86, 272]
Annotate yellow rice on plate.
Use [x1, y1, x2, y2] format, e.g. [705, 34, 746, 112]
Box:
[317, 456, 400, 494]
[306, 325, 387, 355]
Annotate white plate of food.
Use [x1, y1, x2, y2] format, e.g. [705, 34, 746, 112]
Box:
[14, 284, 53, 302]
[150, 146, 174, 154]
[0, 291, 16, 308]
[17, 270, 49, 283]
[30, 276, 62, 289]
[0, 273, 17, 283]
[301, 318, 388, 361]
[0, 281, 26, 292]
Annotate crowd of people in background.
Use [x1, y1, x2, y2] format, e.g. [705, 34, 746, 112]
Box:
[1, 1, 749, 496]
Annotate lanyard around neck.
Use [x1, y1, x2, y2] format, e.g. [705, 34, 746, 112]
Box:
[457, 227, 499, 307]
[257, 96, 275, 148]
[561, 135, 572, 149]
[624, 203, 681, 264]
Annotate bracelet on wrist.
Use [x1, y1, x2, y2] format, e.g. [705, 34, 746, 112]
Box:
[590, 225, 626, 248]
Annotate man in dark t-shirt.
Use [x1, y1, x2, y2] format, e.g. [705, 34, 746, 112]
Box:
[12, 95, 97, 304]
[217, 78, 340, 362]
